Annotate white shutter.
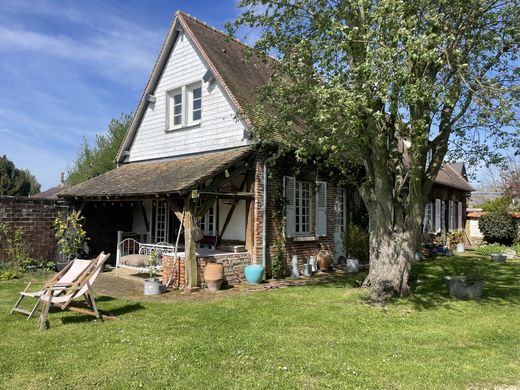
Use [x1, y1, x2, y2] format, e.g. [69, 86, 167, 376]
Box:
[423, 202, 432, 233]
[457, 202, 463, 230]
[316, 181, 327, 237]
[284, 176, 296, 238]
[441, 201, 446, 233]
[435, 199, 441, 232]
[448, 200, 454, 231]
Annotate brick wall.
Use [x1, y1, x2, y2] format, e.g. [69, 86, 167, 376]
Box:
[0, 196, 69, 262]
[253, 151, 337, 275]
[162, 252, 250, 289]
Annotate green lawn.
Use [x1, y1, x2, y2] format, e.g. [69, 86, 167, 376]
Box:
[1, 254, 519, 389]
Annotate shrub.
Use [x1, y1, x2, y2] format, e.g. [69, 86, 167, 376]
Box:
[478, 196, 512, 213]
[474, 243, 510, 256]
[345, 224, 369, 263]
[479, 212, 517, 246]
[0, 223, 33, 270]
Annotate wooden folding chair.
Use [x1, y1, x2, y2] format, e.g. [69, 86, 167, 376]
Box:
[10, 253, 105, 319]
[37, 253, 111, 331]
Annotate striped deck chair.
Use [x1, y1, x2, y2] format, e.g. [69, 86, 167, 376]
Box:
[10, 252, 109, 330]
[36, 252, 110, 331]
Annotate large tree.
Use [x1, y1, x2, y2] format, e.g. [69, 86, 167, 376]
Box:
[0, 155, 40, 196]
[232, 0, 519, 300]
[67, 114, 131, 186]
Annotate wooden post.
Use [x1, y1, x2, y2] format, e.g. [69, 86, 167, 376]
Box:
[184, 198, 198, 289]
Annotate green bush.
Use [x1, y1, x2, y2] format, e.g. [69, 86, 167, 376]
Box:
[0, 270, 21, 280]
[474, 243, 510, 256]
[478, 196, 513, 213]
[345, 224, 369, 263]
[270, 238, 288, 279]
[0, 223, 34, 270]
[479, 212, 517, 246]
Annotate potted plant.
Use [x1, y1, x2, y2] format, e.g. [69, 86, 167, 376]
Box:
[447, 231, 465, 253]
[53, 211, 88, 271]
[144, 250, 163, 295]
[444, 274, 484, 300]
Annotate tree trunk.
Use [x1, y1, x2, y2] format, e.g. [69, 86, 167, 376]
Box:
[362, 225, 418, 302]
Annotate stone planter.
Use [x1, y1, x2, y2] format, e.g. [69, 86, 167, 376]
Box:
[346, 258, 360, 273]
[444, 275, 484, 300]
[144, 278, 163, 295]
[244, 265, 264, 284]
[490, 254, 506, 263]
[204, 262, 225, 291]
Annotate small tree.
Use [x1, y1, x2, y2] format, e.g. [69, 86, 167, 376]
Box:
[479, 212, 517, 246]
[53, 211, 88, 261]
[67, 114, 131, 186]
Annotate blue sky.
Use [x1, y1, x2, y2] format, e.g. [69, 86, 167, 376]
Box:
[0, 0, 245, 190]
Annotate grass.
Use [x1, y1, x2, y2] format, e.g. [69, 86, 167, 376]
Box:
[1, 254, 519, 389]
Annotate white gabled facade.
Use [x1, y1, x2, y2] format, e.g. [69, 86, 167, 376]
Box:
[126, 31, 250, 163]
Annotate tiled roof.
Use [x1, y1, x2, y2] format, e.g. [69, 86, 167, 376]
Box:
[60, 147, 252, 199]
[435, 163, 475, 192]
[31, 186, 63, 199]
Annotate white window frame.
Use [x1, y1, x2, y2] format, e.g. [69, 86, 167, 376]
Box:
[295, 181, 312, 235]
[423, 202, 433, 233]
[335, 187, 347, 234]
[166, 81, 202, 130]
[199, 204, 216, 236]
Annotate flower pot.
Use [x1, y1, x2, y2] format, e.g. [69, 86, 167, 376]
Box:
[317, 250, 332, 271]
[144, 278, 163, 295]
[490, 254, 506, 262]
[444, 275, 484, 300]
[204, 262, 225, 291]
[456, 243, 465, 253]
[244, 265, 264, 284]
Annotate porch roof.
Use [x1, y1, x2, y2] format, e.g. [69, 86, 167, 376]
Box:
[59, 147, 253, 199]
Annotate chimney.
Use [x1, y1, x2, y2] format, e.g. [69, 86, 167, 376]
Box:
[60, 172, 65, 187]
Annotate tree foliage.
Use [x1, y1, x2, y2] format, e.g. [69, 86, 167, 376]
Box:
[0, 155, 40, 196]
[231, 0, 519, 298]
[479, 212, 517, 245]
[67, 114, 131, 186]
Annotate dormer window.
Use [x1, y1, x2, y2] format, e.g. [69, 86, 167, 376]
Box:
[166, 82, 202, 130]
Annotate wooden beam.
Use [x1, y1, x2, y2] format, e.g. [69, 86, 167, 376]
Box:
[203, 165, 249, 192]
[167, 200, 184, 222]
[219, 204, 236, 239]
[198, 191, 254, 199]
[75, 201, 86, 217]
[195, 198, 216, 218]
[183, 198, 198, 288]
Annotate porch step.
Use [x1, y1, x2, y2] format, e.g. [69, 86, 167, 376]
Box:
[12, 308, 32, 316]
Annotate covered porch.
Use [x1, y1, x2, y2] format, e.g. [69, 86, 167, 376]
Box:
[59, 147, 256, 289]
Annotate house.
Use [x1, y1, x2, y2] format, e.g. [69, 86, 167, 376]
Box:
[31, 173, 66, 200]
[59, 11, 474, 288]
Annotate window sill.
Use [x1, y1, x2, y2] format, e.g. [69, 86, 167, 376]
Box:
[292, 236, 318, 242]
[166, 122, 201, 132]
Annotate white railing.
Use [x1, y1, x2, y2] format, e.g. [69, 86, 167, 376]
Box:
[116, 231, 176, 269]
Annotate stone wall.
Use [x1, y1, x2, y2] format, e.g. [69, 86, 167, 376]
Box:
[0, 196, 68, 262]
[162, 252, 250, 289]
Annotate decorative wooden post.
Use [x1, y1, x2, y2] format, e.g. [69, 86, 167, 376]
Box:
[184, 197, 198, 289]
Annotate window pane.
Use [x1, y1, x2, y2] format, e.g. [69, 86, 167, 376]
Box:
[173, 93, 182, 104]
[192, 110, 201, 121]
[193, 99, 201, 110]
[174, 105, 182, 115]
[174, 115, 182, 125]
[193, 87, 201, 99]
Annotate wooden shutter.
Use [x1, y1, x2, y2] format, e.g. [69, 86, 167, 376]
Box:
[435, 199, 441, 232]
[316, 181, 327, 237]
[284, 176, 296, 238]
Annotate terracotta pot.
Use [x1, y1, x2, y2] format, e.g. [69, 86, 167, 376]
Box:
[204, 262, 225, 291]
[316, 250, 332, 271]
